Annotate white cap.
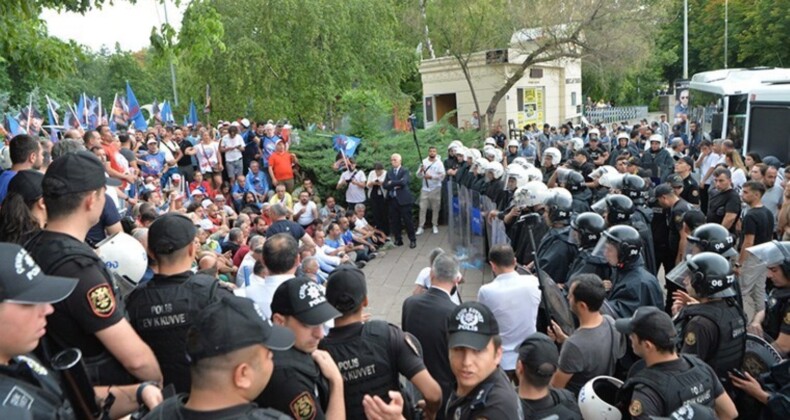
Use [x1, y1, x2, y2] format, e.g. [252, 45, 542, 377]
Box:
[201, 199, 213, 208]
[198, 219, 213, 230]
[484, 137, 496, 146]
[191, 189, 204, 196]
[230, 121, 240, 127]
[241, 118, 250, 128]
[617, 132, 629, 140]
[172, 173, 181, 181]
[214, 194, 225, 201]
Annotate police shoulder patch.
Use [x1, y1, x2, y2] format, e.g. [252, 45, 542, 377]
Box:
[87, 284, 116, 318]
[289, 391, 316, 420]
[629, 399, 643, 416]
[692, 189, 699, 196]
[784, 312, 790, 325]
[685, 331, 697, 346]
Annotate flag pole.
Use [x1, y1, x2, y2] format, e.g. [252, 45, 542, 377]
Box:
[110, 93, 118, 130]
[26, 92, 33, 132]
[98, 97, 102, 124]
[70, 103, 84, 131]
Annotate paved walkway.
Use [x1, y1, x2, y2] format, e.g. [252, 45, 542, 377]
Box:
[360, 227, 492, 326]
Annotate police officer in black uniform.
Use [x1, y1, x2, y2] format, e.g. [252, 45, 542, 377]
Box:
[744, 241, 790, 355]
[259, 277, 346, 419]
[0, 242, 164, 419]
[532, 189, 578, 284]
[145, 295, 294, 419]
[583, 134, 608, 168]
[319, 266, 442, 419]
[619, 174, 657, 275]
[567, 212, 611, 283]
[654, 183, 694, 312]
[669, 253, 746, 393]
[516, 333, 582, 419]
[614, 307, 738, 419]
[593, 194, 655, 274]
[126, 213, 232, 393]
[563, 170, 593, 213]
[673, 156, 701, 206]
[24, 151, 162, 386]
[445, 301, 520, 419]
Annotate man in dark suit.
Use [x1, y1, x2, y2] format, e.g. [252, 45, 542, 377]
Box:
[385, 153, 417, 248]
[402, 252, 461, 419]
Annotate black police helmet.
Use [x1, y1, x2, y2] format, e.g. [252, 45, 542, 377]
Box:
[565, 170, 587, 193]
[605, 194, 634, 226]
[571, 212, 606, 249]
[545, 192, 573, 223]
[621, 174, 647, 202]
[687, 223, 736, 258]
[602, 225, 642, 265]
[687, 252, 736, 298]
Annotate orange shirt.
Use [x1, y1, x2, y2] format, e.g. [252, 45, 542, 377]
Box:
[268, 151, 294, 181]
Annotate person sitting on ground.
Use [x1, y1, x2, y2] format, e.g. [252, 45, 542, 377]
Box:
[319, 196, 345, 224]
[268, 183, 294, 211]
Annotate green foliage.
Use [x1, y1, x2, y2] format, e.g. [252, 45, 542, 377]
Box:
[294, 114, 479, 203]
[336, 90, 391, 140]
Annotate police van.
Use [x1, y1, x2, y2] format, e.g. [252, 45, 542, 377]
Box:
[744, 83, 790, 160]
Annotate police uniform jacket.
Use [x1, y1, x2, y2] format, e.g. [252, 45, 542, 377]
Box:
[445, 368, 520, 420]
[0, 355, 73, 419]
[255, 347, 330, 420]
[608, 259, 664, 318]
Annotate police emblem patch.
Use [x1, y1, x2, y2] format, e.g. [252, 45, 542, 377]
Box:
[629, 399, 643, 416]
[685, 332, 697, 346]
[87, 285, 115, 318]
[692, 189, 699, 196]
[289, 392, 316, 420]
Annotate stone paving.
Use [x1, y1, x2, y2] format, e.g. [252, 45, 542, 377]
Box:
[360, 226, 492, 326]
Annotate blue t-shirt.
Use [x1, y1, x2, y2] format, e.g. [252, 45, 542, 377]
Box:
[0, 169, 18, 203]
[142, 151, 167, 176]
[86, 194, 122, 246]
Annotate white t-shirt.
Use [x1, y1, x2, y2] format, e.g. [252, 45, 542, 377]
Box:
[221, 134, 244, 162]
[340, 169, 367, 204]
[160, 139, 179, 163]
[367, 170, 387, 198]
[195, 142, 220, 173]
[293, 200, 317, 226]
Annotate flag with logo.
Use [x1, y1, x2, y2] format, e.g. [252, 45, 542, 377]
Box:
[45, 96, 60, 142]
[126, 81, 148, 131]
[151, 99, 161, 123]
[4, 114, 25, 136]
[160, 100, 174, 125]
[332, 134, 362, 157]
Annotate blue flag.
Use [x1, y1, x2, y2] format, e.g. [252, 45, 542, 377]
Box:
[46, 99, 59, 142]
[76, 94, 86, 126]
[126, 82, 148, 131]
[183, 115, 188, 126]
[152, 99, 161, 123]
[4, 114, 25, 137]
[160, 101, 174, 125]
[332, 134, 361, 157]
[188, 100, 198, 126]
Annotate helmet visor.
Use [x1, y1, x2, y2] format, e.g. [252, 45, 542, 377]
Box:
[591, 198, 608, 215]
[556, 167, 571, 185]
[743, 241, 788, 273]
[591, 235, 615, 263]
[666, 259, 692, 288]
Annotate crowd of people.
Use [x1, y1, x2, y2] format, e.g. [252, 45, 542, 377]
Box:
[1, 113, 790, 420]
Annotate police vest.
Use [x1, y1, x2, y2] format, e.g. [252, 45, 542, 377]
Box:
[146, 394, 291, 420]
[764, 288, 790, 340]
[264, 348, 330, 414]
[24, 232, 133, 386]
[618, 355, 716, 417]
[675, 299, 746, 381]
[319, 321, 397, 420]
[125, 273, 222, 394]
[0, 355, 74, 420]
[519, 388, 581, 420]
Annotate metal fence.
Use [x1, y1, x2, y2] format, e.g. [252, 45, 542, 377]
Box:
[583, 106, 649, 124]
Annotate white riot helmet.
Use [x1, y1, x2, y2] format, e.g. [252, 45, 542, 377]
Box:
[483, 145, 497, 160]
[525, 166, 544, 182]
[570, 137, 584, 152]
[588, 128, 600, 138]
[96, 232, 149, 298]
[469, 148, 482, 161]
[507, 139, 519, 148]
[506, 164, 529, 189]
[484, 137, 497, 147]
[578, 376, 623, 420]
[493, 148, 503, 163]
[512, 157, 534, 170]
[513, 181, 549, 208]
[649, 133, 664, 147]
[448, 140, 463, 150]
[453, 146, 468, 159]
[590, 165, 618, 181]
[486, 161, 505, 179]
[543, 147, 562, 166]
[474, 157, 489, 174]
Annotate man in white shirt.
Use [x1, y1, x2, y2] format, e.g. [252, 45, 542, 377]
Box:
[221, 124, 245, 181]
[235, 235, 265, 287]
[293, 190, 318, 228]
[696, 139, 724, 212]
[234, 233, 299, 319]
[337, 157, 367, 208]
[416, 146, 446, 235]
[478, 244, 541, 379]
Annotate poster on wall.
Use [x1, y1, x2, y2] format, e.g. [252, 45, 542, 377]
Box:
[517, 87, 545, 127]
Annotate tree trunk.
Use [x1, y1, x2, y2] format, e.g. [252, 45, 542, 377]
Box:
[456, 56, 485, 137]
[419, 0, 436, 59]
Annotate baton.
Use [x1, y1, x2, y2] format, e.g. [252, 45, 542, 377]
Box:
[409, 114, 428, 188]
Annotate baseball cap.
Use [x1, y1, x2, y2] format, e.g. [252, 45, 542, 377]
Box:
[149, 213, 197, 255]
[187, 295, 294, 362]
[0, 243, 78, 304]
[448, 301, 500, 350]
[518, 333, 559, 377]
[678, 156, 694, 167]
[615, 306, 677, 348]
[147, 138, 158, 144]
[190, 189, 205, 196]
[626, 157, 641, 168]
[8, 170, 44, 202]
[201, 199, 213, 209]
[666, 174, 684, 188]
[683, 210, 706, 231]
[44, 151, 122, 195]
[654, 183, 675, 199]
[241, 118, 250, 128]
[271, 277, 341, 325]
[325, 266, 367, 314]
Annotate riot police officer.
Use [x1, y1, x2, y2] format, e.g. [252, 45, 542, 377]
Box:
[593, 195, 656, 276]
[259, 277, 346, 419]
[532, 188, 578, 284]
[668, 253, 746, 391]
[564, 170, 592, 213]
[743, 241, 790, 355]
[25, 151, 162, 386]
[126, 213, 232, 393]
[500, 180, 550, 266]
[567, 212, 611, 282]
[614, 307, 738, 419]
[319, 266, 442, 419]
[445, 302, 520, 419]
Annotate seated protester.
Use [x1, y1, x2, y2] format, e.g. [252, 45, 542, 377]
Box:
[213, 194, 238, 220]
[245, 160, 269, 201]
[350, 204, 388, 247]
[188, 171, 211, 196]
[293, 190, 319, 230]
[236, 235, 265, 287]
[140, 137, 167, 178]
[292, 178, 322, 206]
[204, 202, 226, 230]
[313, 229, 350, 272]
[517, 333, 582, 419]
[318, 196, 345, 224]
[260, 202, 274, 226]
[547, 275, 625, 396]
[412, 247, 462, 304]
[301, 255, 329, 285]
[268, 182, 294, 211]
[231, 175, 254, 210]
[220, 227, 245, 259]
[339, 215, 377, 257]
[325, 221, 369, 268]
[144, 295, 294, 419]
[240, 191, 262, 213]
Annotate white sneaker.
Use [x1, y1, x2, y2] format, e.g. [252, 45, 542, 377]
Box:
[432, 226, 439, 234]
[415, 227, 424, 236]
